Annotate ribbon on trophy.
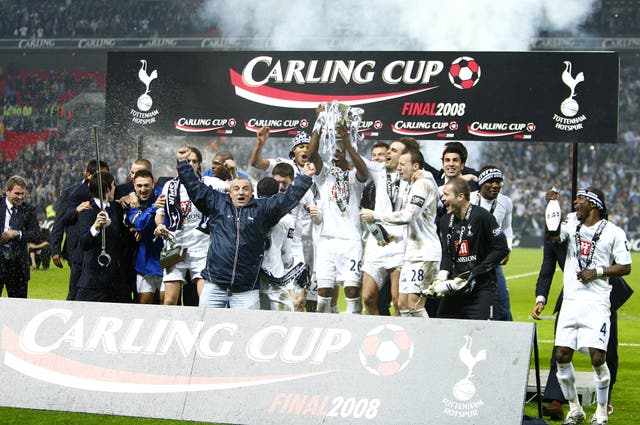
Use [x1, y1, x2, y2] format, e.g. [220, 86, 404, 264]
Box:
[313, 100, 364, 157]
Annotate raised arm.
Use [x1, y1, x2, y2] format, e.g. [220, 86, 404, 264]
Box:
[176, 146, 218, 216]
[307, 127, 323, 174]
[249, 126, 271, 170]
[337, 124, 368, 183]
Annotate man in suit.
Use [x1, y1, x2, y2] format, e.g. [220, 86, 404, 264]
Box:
[0, 175, 41, 298]
[75, 171, 121, 302]
[50, 159, 108, 300]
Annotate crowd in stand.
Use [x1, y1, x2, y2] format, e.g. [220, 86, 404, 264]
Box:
[0, 0, 215, 39]
[0, 0, 639, 39]
[0, 1, 639, 240]
[2, 69, 103, 134]
[1, 59, 639, 242]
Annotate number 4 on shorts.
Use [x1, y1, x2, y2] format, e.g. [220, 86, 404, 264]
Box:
[600, 323, 607, 335]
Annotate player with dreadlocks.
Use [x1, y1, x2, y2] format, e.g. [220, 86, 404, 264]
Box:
[535, 187, 631, 425]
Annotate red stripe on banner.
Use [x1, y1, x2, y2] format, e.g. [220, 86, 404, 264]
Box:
[229, 68, 437, 106]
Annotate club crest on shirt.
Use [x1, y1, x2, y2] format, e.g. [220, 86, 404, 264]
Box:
[330, 184, 347, 200]
[180, 200, 190, 215]
[580, 240, 591, 256]
[454, 240, 470, 256]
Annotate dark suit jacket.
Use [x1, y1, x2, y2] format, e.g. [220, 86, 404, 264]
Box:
[76, 200, 121, 291]
[64, 181, 92, 264]
[50, 180, 91, 263]
[0, 197, 40, 280]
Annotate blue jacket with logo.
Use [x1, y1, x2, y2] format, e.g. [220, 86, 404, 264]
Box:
[178, 160, 312, 291]
[125, 189, 163, 277]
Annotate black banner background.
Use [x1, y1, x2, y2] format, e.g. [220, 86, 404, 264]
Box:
[106, 51, 618, 143]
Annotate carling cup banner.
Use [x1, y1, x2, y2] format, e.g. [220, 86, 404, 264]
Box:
[0, 298, 535, 424]
[106, 51, 618, 143]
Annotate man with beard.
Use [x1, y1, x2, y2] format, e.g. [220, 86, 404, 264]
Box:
[361, 149, 440, 317]
[124, 169, 163, 304]
[360, 137, 419, 316]
[154, 147, 212, 305]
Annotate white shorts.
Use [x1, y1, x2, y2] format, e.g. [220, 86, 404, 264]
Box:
[399, 260, 438, 294]
[361, 236, 404, 288]
[259, 283, 294, 312]
[315, 237, 363, 288]
[555, 299, 611, 354]
[137, 274, 163, 294]
[162, 250, 207, 283]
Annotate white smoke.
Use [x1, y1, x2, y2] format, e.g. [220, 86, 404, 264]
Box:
[197, 0, 599, 168]
[199, 0, 598, 51]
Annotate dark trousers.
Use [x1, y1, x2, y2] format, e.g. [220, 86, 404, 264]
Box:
[0, 258, 28, 298]
[437, 285, 497, 320]
[66, 260, 82, 301]
[75, 286, 111, 302]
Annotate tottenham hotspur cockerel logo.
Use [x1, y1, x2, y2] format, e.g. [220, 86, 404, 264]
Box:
[137, 59, 158, 112]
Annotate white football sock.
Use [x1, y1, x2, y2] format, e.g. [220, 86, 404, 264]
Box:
[316, 295, 332, 313]
[556, 361, 579, 407]
[345, 297, 361, 314]
[593, 363, 610, 411]
[412, 308, 428, 318]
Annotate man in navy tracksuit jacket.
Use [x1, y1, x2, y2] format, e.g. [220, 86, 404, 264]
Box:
[177, 147, 315, 309]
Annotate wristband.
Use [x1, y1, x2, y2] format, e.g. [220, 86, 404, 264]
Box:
[596, 267, 604, 277]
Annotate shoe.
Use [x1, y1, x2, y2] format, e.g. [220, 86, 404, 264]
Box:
[563, 408, 586, 425]
[543, 400, 565, 420]
[590, 414, 608, 425]
[607, 404, 613, 415]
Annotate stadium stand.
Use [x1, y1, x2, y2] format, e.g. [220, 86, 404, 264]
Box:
[0, 1, 638, 246]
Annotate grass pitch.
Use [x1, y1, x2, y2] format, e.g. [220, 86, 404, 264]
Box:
[1, 247, 638, 424]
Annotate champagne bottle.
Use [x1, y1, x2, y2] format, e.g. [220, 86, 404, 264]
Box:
[366, 221, 391, 243]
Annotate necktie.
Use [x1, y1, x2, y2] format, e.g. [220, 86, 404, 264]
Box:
[8, 207, 18, 228]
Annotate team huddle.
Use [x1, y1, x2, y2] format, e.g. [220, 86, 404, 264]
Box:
[1, 108, 632, 425]
[44, 116, 515, 319]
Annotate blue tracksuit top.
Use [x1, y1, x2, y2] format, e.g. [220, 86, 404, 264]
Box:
[125, 191, 163, 277]
[178, 160, 312, 291]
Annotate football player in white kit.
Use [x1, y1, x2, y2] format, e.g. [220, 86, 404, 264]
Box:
[361, 150, 441, 317]
[255, 177, 299, 311]
[308, 124, 369, 314]
[538, 188, 631, 425]
[250, 127, 319, 311]
[360, 136, 421, 315]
